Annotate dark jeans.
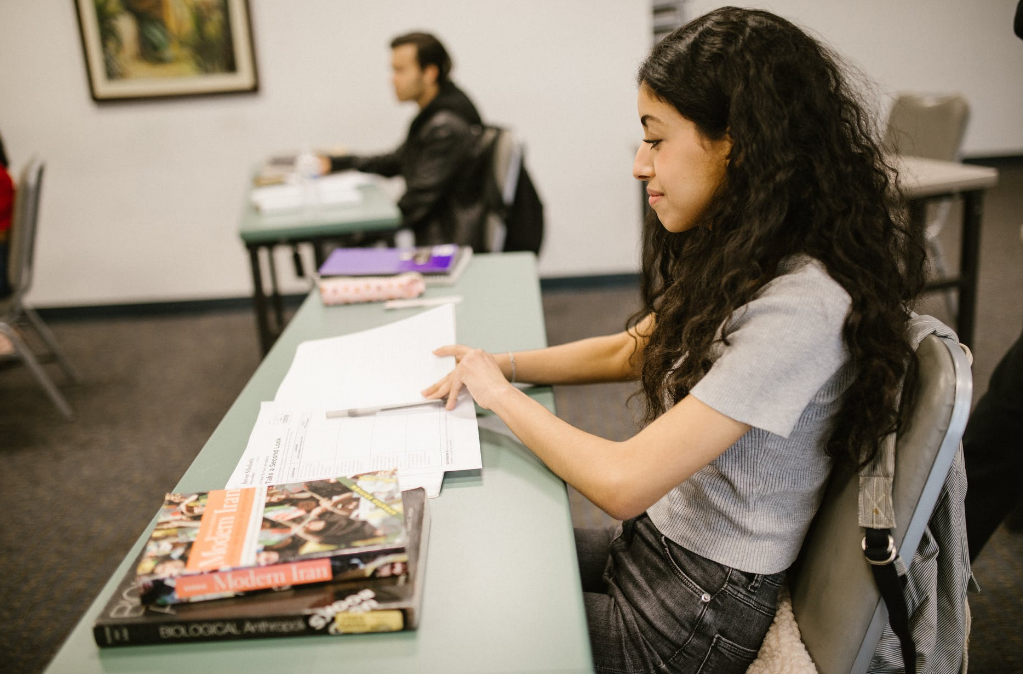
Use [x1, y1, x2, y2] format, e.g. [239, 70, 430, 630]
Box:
[576, 515, 783, 674]
[964, 330, 1023, 560]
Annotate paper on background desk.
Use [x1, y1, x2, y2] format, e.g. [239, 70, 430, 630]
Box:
[228, 304, 481, 497]
[249, 172, 373, 213]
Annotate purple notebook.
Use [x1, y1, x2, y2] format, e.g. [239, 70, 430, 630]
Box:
[318, 245, 459, 277]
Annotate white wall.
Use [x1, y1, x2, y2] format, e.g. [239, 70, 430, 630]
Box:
[686, 0, 1023, 156]
[1, 1, 1021, 307]
[0, 1, 651, 307]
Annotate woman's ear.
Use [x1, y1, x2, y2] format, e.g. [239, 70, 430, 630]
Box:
[722, 129, 735, 167]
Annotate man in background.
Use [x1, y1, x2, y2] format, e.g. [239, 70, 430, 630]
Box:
[320, 32, 488, 247]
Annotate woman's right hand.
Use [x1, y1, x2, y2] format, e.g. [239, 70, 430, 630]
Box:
[422, 345, 514, 411]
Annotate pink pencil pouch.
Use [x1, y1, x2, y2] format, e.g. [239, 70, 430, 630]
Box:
[318, 272, 426, 305]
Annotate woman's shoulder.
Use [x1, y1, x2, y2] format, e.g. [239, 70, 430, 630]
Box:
[757, 254, 851, 322]
[773, 254, 846, 289]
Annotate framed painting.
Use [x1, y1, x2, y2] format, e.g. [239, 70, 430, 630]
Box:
[74, 0, 258, 102]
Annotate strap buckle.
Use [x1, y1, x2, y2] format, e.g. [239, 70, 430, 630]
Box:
[862, 534, 898, 565]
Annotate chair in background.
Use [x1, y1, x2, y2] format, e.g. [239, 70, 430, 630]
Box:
[479, 126, 523, 253]
[478, 125, 544, 255]
[787, 333, 972, 674]
[0, 158, 78, 419]
[883, 93, 970, 316]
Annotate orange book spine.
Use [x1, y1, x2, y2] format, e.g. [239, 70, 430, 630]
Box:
[174, 558, 334, 600]
[186, 487, 258, 573]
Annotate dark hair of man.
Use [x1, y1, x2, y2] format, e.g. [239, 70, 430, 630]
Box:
[630, 6, 927, 468]
[391, 32, 452, 84]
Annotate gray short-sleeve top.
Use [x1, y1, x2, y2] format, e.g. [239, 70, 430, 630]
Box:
[647, 256, 853, 574]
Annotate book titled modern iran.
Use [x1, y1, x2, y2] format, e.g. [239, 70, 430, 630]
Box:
[135, 471, 408, 606]
[94, 487, 430, 647]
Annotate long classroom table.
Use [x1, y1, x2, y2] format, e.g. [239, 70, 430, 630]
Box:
[44, 252, 594, 674]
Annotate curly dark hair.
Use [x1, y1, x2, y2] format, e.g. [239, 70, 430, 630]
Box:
[632, 7, 926, 468]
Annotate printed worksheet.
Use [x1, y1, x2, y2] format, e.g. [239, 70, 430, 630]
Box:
[228, 304, 481, 497]
[224, 400, 477, 497]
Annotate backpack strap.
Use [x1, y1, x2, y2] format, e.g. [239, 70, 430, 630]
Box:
[860, 428, 917, 674]
[862, 527, 916, 674]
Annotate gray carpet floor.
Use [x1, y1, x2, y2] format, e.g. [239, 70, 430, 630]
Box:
[2, 157, 1021, 672]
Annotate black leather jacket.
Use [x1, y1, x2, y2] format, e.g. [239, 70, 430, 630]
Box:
[329, 82, 488, 246]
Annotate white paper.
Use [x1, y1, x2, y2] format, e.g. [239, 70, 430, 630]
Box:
[275, 304, 460, 411]
[250, 173, 373, 212]
[231, 304, 482, 498]
[225, 401, 478, 498]
[312, 171, 375, 190]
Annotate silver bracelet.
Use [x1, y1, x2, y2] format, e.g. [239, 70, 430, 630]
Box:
[508, 351, 517, 383]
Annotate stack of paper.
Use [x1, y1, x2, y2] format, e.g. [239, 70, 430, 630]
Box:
[250, 172, 373, 213]
[226, 305, 481, 498]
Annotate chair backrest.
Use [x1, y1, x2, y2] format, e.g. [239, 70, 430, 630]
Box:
[491, 127, 523, 210]
[788, 334, 972, 674]
[883, 93, 970, 162]
[6, 158, 43, 303]
[478, 126, 524, 253]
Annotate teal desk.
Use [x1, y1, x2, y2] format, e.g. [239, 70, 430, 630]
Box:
[239, 181, 402, 354]
[44, 253, 595, 674]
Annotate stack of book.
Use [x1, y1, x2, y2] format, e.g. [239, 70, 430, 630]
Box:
[318, 244, 474, 287]
[93, 471, 431, 647]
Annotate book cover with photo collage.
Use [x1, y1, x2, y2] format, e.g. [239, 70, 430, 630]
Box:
[135, 470, 408, 606]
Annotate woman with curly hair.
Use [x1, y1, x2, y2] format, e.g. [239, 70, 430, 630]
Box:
[424, 7, 925, 672]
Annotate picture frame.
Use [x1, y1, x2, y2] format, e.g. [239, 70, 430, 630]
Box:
[74, 0, 258, 102]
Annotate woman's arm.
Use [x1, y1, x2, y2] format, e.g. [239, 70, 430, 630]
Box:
[492, 313, 655, 386]
[421, 346, 749, 521]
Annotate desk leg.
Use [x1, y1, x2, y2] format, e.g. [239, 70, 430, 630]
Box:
[313, 239, 326, 269]
[266, 245, 285, 339]
[957, 190, 983, 347]
[248, 244, 272, 355]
